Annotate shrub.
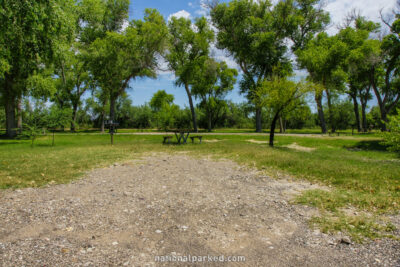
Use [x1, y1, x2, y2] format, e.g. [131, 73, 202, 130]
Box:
[382, 110, 400, 152]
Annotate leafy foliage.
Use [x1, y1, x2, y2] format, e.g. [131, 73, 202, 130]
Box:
[382, 110, 400, 152]
[191, 59, 238, 131]
[166, 16, 214, 131]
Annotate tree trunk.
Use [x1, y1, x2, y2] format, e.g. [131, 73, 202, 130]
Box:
[315, 93, 327, 134]
[350, 93, 361, 132]
[269, 113, 279, 147]
[4, 79, 17, 138]
[279, 116, 284, 133]
[207, 110, 212, 132]
[361, 99, 367, 132]
[380, 109, 387, 132]
[5, 99, 17, 138]
[184, 84, 198, 132]
[325, 89, 335, 133]
[100, 112, 105, 133]
[71, 103, 78, 132]
[255, 107, 262, 132]
[370, 75, 388, 131]
[17, 97, 22, 132]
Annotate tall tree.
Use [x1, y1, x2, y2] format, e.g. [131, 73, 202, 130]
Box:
[191, 59, 238, 132]
[338, 16, 379, 132]
[52, 45, 91, 132]
[210, 0, 329, 133]
[0, 0, 75, 137]
[88, 9, 168, 134]
[371, 14, 400, 130]
[166, 17, 214, 132]
[296, 33, 348, 133]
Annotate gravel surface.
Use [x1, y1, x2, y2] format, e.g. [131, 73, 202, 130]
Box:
[0, 153, 399, 266]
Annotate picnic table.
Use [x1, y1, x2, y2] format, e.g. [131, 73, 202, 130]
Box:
[172, 129, 191, 144]
[163, 129, 202, 144]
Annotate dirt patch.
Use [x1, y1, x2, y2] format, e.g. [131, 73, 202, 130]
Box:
[0, 154, 399, 266]
[246, 139, 269, 144]
[203, 139, 223, 143]
[285, 143, 316, 152]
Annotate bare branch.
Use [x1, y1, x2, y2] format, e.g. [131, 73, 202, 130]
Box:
[380, 8, 393, 30]
[337, 8, 361, 30]
[203, 0, 219, 10]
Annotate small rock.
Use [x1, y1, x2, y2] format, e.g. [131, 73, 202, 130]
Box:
[155, 230, 162, 234]
[112, 241, 119, 246]
[340, 237, 351, 244]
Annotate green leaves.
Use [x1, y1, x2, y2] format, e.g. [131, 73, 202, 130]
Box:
[296, 32, 348, 89]
[150, 90, 174, 112]
[256, 77, 311, 113]
[167, 16, 214, 87]
[382, 110, 400, 152]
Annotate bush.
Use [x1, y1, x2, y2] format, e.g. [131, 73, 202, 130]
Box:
[382, 110, 400, 152]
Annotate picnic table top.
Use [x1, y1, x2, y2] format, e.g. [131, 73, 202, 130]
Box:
[166, 129, 194, 133]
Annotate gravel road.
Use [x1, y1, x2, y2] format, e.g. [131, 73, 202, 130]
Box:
[0, 154, 399, 266]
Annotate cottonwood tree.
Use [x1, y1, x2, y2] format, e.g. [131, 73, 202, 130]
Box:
[338, 16, 380, 132]
[88, 9, 168, 138]
[210, 0, 329, 133]
[0, 0, 75, 138]
[372, 14, 400, 130]
[52, 45, 91, 132]
[296, 33, 348, 133]
[52, 0, 129, 132]
[166, 17, 214, 132]
[256, 76, 311, 146]
[191, 59, 238, 132]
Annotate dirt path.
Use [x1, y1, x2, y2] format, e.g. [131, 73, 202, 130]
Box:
[0, 154, 399, 266]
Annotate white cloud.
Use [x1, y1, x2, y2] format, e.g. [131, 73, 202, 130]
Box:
[121, 20, 129, 32]
[324, 0, 397, 35]
[168, 10, 191, 21]
[195, 0, 209, 17]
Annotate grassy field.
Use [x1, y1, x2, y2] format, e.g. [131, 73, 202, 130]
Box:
[1, 132, 399, 241]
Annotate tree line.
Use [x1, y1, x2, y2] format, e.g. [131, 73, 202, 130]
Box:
[1, 0, 400, 146]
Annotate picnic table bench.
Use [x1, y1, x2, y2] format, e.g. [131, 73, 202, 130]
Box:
[190, 136, 202, 143]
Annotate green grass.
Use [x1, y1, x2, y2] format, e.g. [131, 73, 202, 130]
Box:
[51, 127, 382, 137]
[309, 213, 397, 243]
[0, 132, 399, 241]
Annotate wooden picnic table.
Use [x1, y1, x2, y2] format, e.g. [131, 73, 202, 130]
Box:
[172, 129, 192, 144]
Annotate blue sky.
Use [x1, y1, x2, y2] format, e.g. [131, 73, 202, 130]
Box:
[127, 0, 243, 108]
[125, 0, 396, 109]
